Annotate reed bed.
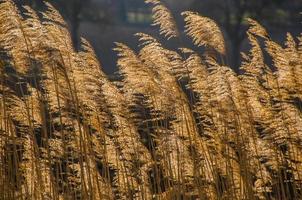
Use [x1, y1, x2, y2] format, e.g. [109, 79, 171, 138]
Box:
[0, 0, 301, 199]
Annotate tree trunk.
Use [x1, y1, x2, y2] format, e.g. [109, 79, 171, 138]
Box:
[71, 17, 80, 49]
[231, 40, 241, 73]
[70, 0, 82, 50]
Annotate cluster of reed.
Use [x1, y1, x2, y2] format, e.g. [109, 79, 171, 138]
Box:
[0, 0, 301, 199]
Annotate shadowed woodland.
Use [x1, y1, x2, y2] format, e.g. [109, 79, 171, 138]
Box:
[0, 0, 302, 199]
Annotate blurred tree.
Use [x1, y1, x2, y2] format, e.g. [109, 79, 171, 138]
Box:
[17, 0, 113, 49]
[54, 0, 115, 49]
[48, 0, 91, 49]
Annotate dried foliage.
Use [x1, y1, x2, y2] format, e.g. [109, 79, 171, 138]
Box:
[182, 11, 226, 55]
[0, 0, 301, 200]
[145, 0, 179, 39]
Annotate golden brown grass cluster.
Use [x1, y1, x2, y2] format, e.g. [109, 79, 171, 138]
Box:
[0, 0, 301, 199]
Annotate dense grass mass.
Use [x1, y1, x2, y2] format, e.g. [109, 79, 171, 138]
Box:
[0, 0, 302, 199]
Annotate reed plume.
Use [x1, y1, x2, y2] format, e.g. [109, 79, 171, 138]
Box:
[145, 0, 179, 39]
[182, 11, 226, 55]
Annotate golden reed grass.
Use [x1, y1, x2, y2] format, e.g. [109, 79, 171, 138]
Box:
[0, 0, 301, 199]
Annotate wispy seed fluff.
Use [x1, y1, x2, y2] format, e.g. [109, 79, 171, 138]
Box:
[182, 11, 226, 55]
[145, 0, 179, 39]
[247, 18, 269, 39]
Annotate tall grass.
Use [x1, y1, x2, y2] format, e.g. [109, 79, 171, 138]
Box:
[0, 0, 301, 199]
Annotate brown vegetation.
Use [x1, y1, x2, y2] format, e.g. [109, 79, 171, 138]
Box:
[0, 0, 301, 199]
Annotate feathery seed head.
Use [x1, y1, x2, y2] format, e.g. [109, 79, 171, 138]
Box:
[145, 0, 179, 40]
[43, 2, 67, 27]
[182, 11, 226, 55]
[247, 18, 268, 39]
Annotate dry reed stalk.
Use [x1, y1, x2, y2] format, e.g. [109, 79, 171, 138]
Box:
[0, 0, 301, 199]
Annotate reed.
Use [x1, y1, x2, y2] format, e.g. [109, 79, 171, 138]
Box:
[0, 0, 301, 199]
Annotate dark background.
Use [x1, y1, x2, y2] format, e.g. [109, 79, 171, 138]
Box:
[15, 0, 302, 74]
